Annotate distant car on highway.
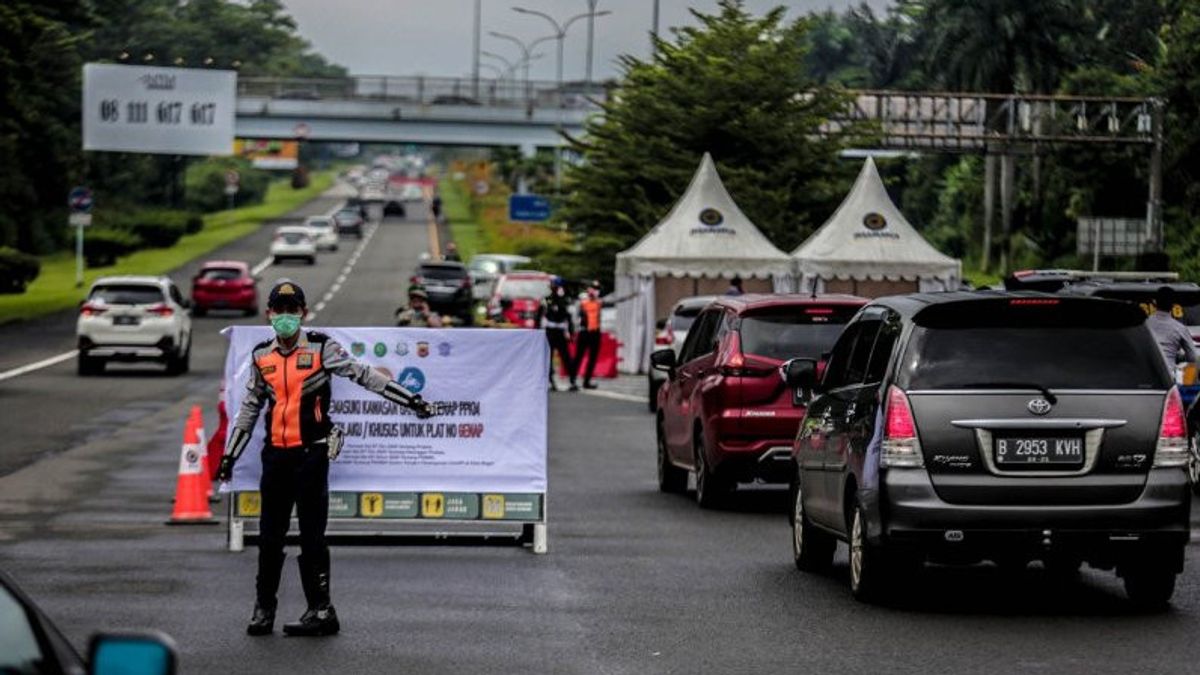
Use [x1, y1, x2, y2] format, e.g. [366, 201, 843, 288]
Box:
[271, 226, 317, 265]
[413, 261, 474, 324]
[651, 294, 866, 507]
[398, 183, 425, 203]
[333, 207, 364, 239]
[190, 260, 258, 317]
[647, 295, 717, 412]
[77, 275, 194, 376]
[0, 567, 178, 675]
[785, 292, 1190, 608]
[303, 216, 339, 251]
[468, 254, 531, 301]
[487, 272, 552, 328]
[383, 199, 406, 217]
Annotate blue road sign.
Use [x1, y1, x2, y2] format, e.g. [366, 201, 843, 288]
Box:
[508, 194, 551, 222]
[68, 187, 94, 214]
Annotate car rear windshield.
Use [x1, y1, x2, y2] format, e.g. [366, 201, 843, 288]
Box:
[418, 266, 468, 280]
[280, 231, 309, 244]
[500, 279, 550, 299]
[199, 267, 242, 281]
[905, 300, 1169, 389]
[739, 307, 856, 361]
[671, 305, 706, 332]
[90, 284, 165, 305]
[307, 218, 332, 228]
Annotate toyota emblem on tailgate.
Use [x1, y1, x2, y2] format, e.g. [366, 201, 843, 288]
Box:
[1027, 398, 1053, 415]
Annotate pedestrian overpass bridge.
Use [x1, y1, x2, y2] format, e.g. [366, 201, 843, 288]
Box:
[236, 75, 599, 152]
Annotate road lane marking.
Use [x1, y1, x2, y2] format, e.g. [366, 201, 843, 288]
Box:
[0, 350, 79, 383]
[577, 388, 647, 404]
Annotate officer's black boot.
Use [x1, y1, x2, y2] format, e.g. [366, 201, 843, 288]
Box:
[248, 550, 285, 635]
[246, 602, 276, 636]
[284, 556, 339, 637]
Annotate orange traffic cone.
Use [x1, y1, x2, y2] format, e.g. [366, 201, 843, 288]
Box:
[190, 406, 215, 501]
[166, 410, 218, 525]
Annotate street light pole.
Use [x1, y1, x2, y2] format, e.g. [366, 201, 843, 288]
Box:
[490, 31, 557, 104]
[585, 0, 600, 85]
[472, 0, 482, 99]
[512, 7, 612, 195]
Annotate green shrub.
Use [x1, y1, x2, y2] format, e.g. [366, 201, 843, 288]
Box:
[0, 247, 41, 294]
[185, 214, 204, 234]
[185, 157, 270, 212]
[291, 165, 310, 189]
[85, 229, 142, 268]
[120, 211, 187, 248]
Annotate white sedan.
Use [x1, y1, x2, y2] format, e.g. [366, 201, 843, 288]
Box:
[76, 275, 193, 376]
[271, 226, 317, 265]
[303, 216, 340, 251]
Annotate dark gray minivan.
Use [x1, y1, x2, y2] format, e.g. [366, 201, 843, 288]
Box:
[785, 292, 1191, 607]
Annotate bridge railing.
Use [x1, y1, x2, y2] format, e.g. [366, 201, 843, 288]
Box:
[237, 76, 609, 110]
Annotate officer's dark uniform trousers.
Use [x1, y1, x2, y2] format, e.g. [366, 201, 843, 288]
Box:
[258, 445, 330, 611]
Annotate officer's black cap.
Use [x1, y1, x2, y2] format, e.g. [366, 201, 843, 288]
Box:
[268, 280, 306, 310]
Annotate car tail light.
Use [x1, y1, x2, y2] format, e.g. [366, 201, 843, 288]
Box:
[719, 333, 772, 377]
[1153, 387, 1189, 468]
[146, 303, 174, 317]
[1009, 298, 1059, 306]
[655, 332, 673, 346]
[880, 385, 923, 468]
[80, 302, 107, 317]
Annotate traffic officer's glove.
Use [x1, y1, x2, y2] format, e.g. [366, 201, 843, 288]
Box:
[326, 426, 345, 461]
[411, 395, 435, 419]
[216, 455, 236, 482]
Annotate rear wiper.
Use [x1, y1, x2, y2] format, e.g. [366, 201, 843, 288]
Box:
[954, 382, 1058, 405]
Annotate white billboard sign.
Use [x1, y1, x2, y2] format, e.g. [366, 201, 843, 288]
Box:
[82, 63, 236, 155]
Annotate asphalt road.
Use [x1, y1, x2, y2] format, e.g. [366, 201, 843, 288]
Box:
[3, 187, 1200, 673]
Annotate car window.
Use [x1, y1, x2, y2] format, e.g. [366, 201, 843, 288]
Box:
[843, 320, 881, 386]
[738, 306, 857, 361]
[0, 584, 44, 673]
[306, 218, 333, 228]
[679, 311, 717, 363]
[168, 284, 185, 306]
[471, 260, 501, 275]
[278, 230, 310, 243]
[89, 284, 165, 305]
[199, 267, 242, 281]
[498, 279, 550, 298]
[821, 322, 864, 390]
[419, 266, 469, 280]
[864, 313, 902, 384]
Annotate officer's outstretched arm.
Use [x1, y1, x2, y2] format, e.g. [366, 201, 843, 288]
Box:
[217, 366, 267, 481]
[323, 339, 435, 418]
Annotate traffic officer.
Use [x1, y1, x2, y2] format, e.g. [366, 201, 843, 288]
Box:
[217, 280, 434, 637]
[395, 284, 443, 327]
[540, 276, 577, 391]
[575, 280, 603, 390]
[1148, 286, 1198, 375]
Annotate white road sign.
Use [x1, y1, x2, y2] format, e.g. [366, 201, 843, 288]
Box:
[82, 63, 236, 156]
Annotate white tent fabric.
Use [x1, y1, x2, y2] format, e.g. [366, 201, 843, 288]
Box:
[614, 153, 794, 373]
[793, 157, 961, 292]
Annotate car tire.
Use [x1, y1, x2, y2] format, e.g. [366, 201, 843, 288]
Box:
[1122, 560, 1178, 611]
[307, 257, 316, 265]
[331, 245, 339, 252]
[657, 420, 687, 494]
[1188, 429, 1200, 494]
[693, 433, 730, 509]
[849, 498, 894, 603]
[192, 306, 206, 318]
[647, 376, 660, 413]
[245, 306, 259, 317]
[166, 340, 190, 376]
[77, 353, 103, 376]
[273, 257, 281, 266]
[791, 483, 835, 572]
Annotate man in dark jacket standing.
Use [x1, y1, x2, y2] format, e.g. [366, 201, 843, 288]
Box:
[540, 277, 577, 391]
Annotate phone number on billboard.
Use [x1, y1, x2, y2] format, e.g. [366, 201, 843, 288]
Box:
[96, 100, 218, 126]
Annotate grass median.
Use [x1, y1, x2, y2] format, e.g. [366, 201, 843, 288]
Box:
[0, 172, 334, 324]
[440, 178, 482, 261]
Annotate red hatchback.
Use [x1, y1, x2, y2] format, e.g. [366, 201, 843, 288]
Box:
[487, 272, 552, 328]
[191, 261, 259, 316]
[652, 294, 867, 507]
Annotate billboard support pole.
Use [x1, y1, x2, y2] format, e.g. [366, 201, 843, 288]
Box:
[75, 223, 84, 288]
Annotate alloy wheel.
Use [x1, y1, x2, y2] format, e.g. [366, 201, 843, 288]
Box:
[850, 509, 864, 590]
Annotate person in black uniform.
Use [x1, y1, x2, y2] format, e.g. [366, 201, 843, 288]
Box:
[540, 276, 577, 391]
[217, 280, 435, 637]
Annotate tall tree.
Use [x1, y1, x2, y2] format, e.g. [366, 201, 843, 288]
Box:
[556, 0, 852, 283]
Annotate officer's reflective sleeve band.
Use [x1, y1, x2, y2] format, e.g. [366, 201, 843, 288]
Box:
[226, 426, 252, 462]
[382, 380, 420, 407]
[233, 360, 269, 435]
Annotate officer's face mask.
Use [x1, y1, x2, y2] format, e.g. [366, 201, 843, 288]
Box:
[269, 311, 302, 338]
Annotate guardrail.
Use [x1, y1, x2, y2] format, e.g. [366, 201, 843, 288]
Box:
[237, 75, 609, 111]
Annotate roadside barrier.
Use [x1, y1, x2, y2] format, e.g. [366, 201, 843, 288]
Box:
[166, 410, 218, 525]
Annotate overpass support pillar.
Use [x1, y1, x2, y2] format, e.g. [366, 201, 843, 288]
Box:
[517, 143, 537, 194]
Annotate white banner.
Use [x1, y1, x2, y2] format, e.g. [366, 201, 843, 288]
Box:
[82, 64, 235, 155]
[221, 327, 548, 494]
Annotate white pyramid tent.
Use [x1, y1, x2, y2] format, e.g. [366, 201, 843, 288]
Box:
[614, 153, 794, 373]
[793, 157, 961, 297]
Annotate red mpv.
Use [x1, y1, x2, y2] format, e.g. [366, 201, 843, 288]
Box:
[653, 294, 867, 507]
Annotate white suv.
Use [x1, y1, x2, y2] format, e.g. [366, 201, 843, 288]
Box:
[303, 216, 340, 251]
[76, 276, 193, 376]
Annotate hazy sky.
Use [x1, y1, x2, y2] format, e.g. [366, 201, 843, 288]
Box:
[279, 1, 884, 81]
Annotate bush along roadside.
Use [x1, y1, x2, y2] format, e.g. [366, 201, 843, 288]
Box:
[84, 229, 142, 268]
[0, 248, 41, 294]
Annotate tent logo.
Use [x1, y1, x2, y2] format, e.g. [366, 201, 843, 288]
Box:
[699, 208, 724, 227]
[863, 212, 888, 231]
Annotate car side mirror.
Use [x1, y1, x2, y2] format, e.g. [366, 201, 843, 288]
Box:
[89, 631, 177, 675]
[181, 299, 192, 309]
[781, 358, 819, 403]
[650, 348, 676, 375]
